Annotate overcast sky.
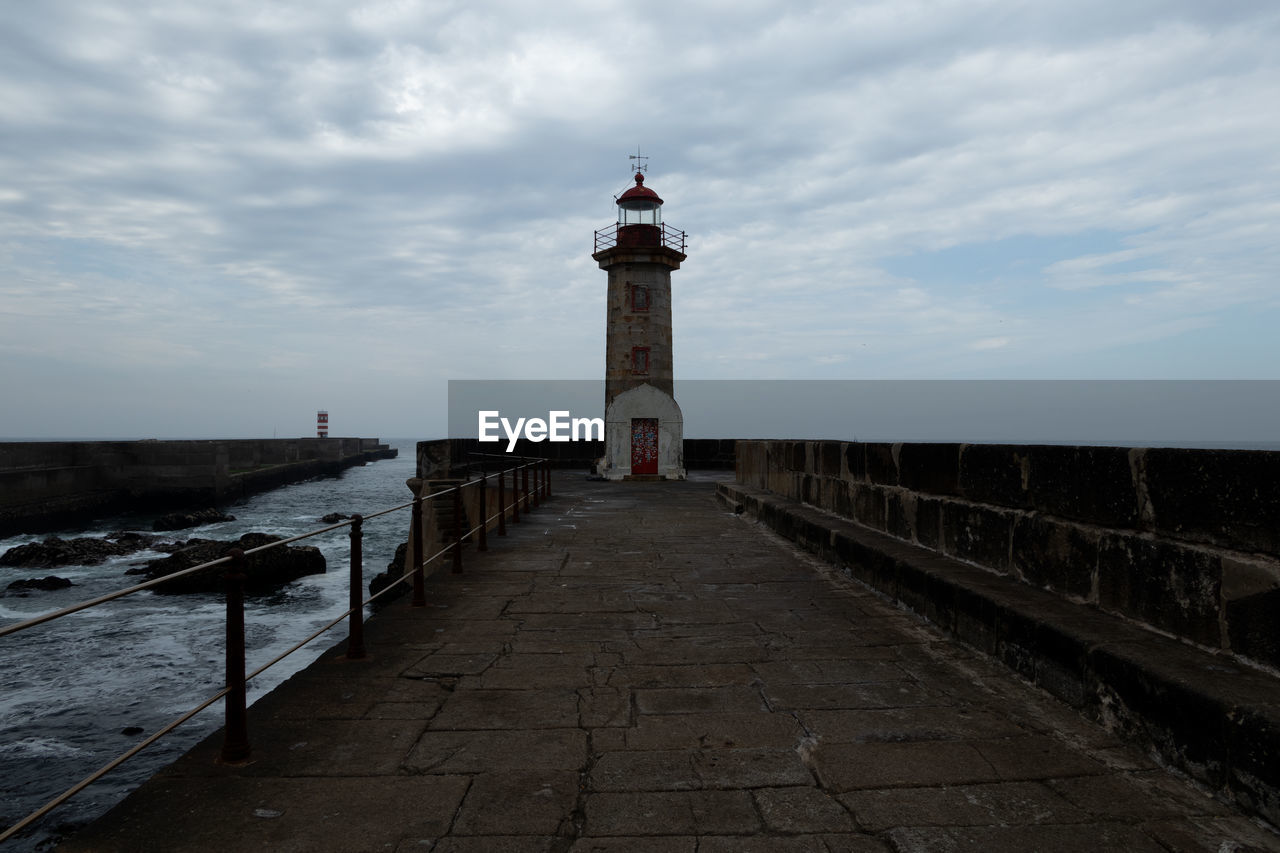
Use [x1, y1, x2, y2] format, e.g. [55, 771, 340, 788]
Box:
[3, 1, 1278, 440]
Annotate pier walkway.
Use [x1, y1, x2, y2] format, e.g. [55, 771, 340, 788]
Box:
[63, 475, 1278, 852]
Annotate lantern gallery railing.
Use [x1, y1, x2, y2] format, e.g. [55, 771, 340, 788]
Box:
[0, 457, 552, 846]
[593, 222, 687, 254]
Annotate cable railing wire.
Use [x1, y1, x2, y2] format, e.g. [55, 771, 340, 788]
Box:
[0, 456, 552, 846]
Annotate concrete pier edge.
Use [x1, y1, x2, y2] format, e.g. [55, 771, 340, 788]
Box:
[717, 481, 1280, 828]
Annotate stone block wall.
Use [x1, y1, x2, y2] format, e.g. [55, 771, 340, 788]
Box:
[736, 440, 1280, 671]
[0, 438, 395, 535]
[417, 437, 739, 478]
[418, 439, 605, 478]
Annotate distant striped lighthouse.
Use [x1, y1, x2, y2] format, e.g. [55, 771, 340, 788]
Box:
[316, 410, 329, 438]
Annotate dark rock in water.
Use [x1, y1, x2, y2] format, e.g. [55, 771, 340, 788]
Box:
[367, 541, 410, 608]
[237, 532, 284, 551]
[321, 512, 349, 524]
[121, 726, 144, 736]
[107, 531, 161, 550]
[1, 532, 172, 570]
[152, 508, 236, 532]
[1, 536, 133, 569]
[140, 532, 325, 594]
[4, 575, 74, 596]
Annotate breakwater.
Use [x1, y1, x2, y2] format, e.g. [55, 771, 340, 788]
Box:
[415, 437, 737, 476]
[0, 438, 396, 536]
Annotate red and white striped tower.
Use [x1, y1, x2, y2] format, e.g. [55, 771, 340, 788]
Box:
[317, 410, 329, 438]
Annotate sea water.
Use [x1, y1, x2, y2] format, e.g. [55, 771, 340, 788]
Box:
[0, 441, 418, 850]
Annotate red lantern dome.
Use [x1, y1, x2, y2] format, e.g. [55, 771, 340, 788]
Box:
[617, 172, 663, 213]
[593, 168, 685, 254]
[614, 173, 663, 247]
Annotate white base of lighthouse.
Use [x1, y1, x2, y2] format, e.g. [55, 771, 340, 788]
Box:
[600, 384, 685, 481]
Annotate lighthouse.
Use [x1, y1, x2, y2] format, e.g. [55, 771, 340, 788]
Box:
[593, 169, 687, 480]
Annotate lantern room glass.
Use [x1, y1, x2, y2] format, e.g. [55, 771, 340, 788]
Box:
[618, 200, 662, 227]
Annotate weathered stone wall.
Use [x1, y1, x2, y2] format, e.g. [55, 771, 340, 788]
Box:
[221, 438, 361, 471]
[684, 439, 737, 470]
[0, 438, 395, 535]
[736, 440, 1280, 671]
[418, 438, 605, 477]
[418, 438, 738, 478]
[595, 247, 684, 409]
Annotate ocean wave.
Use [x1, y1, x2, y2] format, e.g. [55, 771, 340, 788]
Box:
[0, 736, 94, 758]
[0, 603, 57, 621]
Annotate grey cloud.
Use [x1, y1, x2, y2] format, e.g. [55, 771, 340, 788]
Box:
[2, 1, 1279, 437]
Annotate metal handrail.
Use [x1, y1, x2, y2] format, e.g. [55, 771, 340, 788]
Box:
[594, 225, 618, 251]
[593, 222, 687, 254]
[453, 451, 550, 482]
[0, 456, 553, 845]
[661, 223, 687, 253]
[0, 556, 231, 640]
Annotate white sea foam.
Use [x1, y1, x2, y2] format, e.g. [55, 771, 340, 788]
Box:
[0, 736, 93, 758]
[0, 603, 57, 621]
[0, 534, 45, 551]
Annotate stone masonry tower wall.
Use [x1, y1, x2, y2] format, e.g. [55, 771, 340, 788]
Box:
[602, 251, 679, 408]
[592, 170, 688, 480]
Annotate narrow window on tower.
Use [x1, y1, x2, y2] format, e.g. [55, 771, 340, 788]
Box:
[630, 284, 650, 312]
[631, 346, 650, 375]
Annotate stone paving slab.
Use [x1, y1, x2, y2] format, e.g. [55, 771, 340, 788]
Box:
[722, 478, 1280, 828]
[58, 474, 1280, 852]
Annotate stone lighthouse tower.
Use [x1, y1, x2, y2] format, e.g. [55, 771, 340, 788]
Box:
[593, 170, 687, 480]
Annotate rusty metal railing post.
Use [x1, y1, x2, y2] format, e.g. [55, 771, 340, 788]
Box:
[497, 466, 507, 535]
[477, 472, 488, 552]
[543, 459, 551, 499]
[408, 477, 426, 607]
[512, 465, 521, 524]
[532, 462, 541, 508]
[346, 514, 366, 660]
[451, 484, 463, 574]
[219, 548, 251, 764]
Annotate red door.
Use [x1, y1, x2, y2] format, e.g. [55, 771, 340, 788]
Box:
[631, 418, 658, 474]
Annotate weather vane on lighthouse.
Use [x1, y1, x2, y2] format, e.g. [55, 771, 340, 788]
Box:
[628, 146, 648, 175]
